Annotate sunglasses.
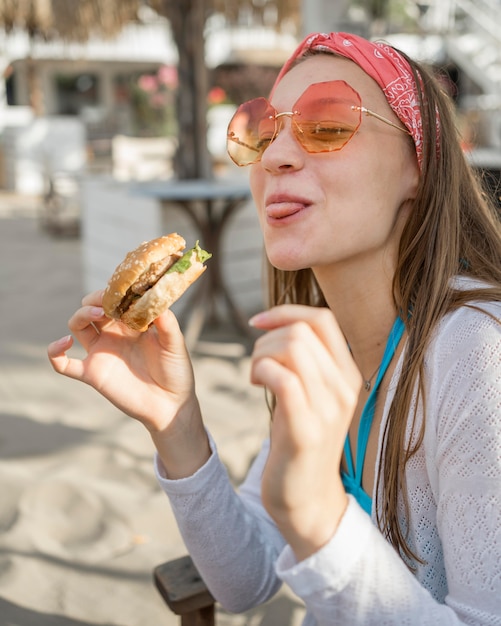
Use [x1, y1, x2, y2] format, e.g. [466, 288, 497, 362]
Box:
[226, 80, 410, 167]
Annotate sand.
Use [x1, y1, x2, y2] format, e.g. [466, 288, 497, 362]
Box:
[0, 199, 305, 626]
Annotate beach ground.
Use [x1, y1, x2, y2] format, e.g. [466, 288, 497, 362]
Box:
[0, 194, 305, 625]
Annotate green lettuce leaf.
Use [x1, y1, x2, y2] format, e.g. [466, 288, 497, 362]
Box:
[166, 241, 212, 274]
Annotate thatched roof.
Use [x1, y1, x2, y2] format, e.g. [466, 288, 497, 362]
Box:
[0, 0, 142, 41]
[0, 1, 300, 42]
[151, 0, 300, 33]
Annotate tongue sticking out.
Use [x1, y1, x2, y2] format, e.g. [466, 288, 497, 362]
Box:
[267, 202, 306, 219]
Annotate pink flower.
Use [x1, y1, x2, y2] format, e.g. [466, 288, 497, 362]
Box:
[158, 65, 178, 88]
[138, 75, 158, 92]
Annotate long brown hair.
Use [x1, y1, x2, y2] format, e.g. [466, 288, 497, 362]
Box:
[265, 50, 501, 564]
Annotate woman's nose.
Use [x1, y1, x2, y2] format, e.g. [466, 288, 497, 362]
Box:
[260, 116, 305, 171]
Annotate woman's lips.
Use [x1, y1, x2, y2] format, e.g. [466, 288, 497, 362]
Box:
[265, 195, 311, 220]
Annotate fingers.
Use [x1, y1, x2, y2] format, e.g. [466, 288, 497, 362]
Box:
[252, 356, 311, 444]
[47, 290, 108, 381]
[153, 309, 192, 356]
[81, 290, 104, 307]
[250, 305, 356, 374]
[153, 308, 180, 337]
[251, 320, 340, 409]
[68, 304, 109, 352]
[79, 290, 120, 335]
[249, 305, 363, 442]
[47, 334, 86, 380]
[250, 305, 361, 385]
[69, 305, 106, 332]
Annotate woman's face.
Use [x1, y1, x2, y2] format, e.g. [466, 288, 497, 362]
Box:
[249, 55, 419, 277]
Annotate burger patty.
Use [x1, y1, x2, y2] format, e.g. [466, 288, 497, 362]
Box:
[118, 253, 182, 315]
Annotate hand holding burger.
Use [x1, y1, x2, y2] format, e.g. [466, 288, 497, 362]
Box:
[102, 233, 211, 332]
[48, 232, 213, 472]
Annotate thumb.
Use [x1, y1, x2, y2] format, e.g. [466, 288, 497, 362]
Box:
[153, 308, 187, 350]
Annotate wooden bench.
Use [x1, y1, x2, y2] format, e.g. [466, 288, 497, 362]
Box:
[154, 555, 215, 626]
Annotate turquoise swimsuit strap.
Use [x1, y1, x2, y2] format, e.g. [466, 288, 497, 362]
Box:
[342, 316, 405, 505]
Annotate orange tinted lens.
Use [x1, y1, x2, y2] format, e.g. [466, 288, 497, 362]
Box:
[227, 97, 277, 166]
[292, 81, 362, 153]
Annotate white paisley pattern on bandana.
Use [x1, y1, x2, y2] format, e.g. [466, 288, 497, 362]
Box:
[273, 32, 430, 169]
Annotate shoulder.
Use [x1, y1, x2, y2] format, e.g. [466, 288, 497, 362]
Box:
[423, 285, 501, 436]
[423, 277, 501, 417]
[428, 279, 501, 368]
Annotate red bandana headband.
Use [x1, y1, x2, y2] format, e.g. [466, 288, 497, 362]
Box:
[273, 32, 425, 168]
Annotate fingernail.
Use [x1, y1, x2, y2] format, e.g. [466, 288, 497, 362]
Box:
[90, 306, 104, 318]
[54, 334, 72, 347]
[248, 311, 267, 327]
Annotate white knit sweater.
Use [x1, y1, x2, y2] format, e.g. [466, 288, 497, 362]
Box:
[156, 298, 501, 625]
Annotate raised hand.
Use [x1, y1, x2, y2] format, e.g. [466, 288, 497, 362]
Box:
[250, 305, 362, 561]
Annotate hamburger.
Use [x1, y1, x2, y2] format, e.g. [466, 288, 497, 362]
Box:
[102, 233, 211, 332]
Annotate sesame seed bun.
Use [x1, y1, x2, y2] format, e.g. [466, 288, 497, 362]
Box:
[102, 233, 209, 332]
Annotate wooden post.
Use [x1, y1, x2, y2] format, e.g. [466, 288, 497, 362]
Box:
[153, 555, 215, 626]
[157, 0, 213, 180]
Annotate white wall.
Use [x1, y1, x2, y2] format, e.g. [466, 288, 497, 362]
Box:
[0, 115, 86, 194]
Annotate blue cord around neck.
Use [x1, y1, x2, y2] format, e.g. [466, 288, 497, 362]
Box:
[341, 316, 405, 515]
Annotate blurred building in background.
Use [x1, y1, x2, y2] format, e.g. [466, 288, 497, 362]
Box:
[0, 5, 297, 193]
[0, 0, 499, 195]
[0, 10, 177, 193]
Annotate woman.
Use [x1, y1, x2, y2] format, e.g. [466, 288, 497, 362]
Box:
[48, 32, 501, 623]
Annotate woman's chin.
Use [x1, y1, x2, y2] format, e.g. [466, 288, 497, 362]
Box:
[264, 235, 315, 272]
[267, 253, 307, 272]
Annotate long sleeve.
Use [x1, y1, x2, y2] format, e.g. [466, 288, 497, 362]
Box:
[155, 436, 286, 612]
[276, 497, 460, 625]
[423, 302, 501, 621]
